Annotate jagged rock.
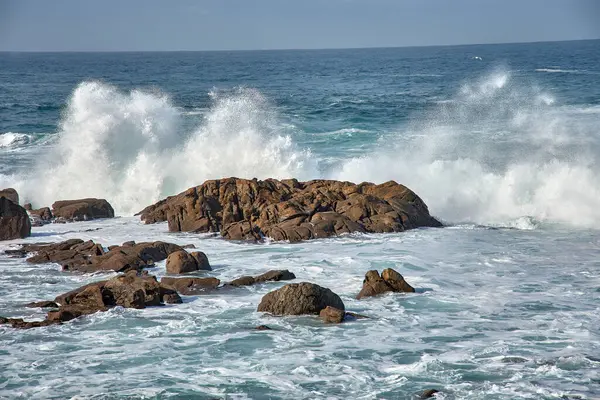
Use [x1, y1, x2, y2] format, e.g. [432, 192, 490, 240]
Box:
[138, 178, 441, 242]
[165, 250, 211, 274]
[356, 269, 415, 299]
[0, 188, 19, 204]
[257, 282, 345, 315]
[52, 198, 114, 221]
[0, 317, 57, 329]
[0, 197, 31, 241]
[227, 270, 296, 287]
[25, 301, 59, 308]
[29, 207, 53, 222]
[19, 239, 182, 273]
[160, 277, 220, 295]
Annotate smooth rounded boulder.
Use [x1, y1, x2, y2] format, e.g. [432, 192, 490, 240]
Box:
[52, 198, 114, 221]
[166, 250, 211, 274]
[0, 188, 19, 204]
[257, 282, 345, 315]
[0, 197, 31, 241]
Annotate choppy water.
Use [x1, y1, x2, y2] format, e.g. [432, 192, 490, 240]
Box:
[1, 40, 600, 399]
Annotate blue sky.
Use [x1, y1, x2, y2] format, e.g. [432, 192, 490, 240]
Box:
[1, 0, 599, 51]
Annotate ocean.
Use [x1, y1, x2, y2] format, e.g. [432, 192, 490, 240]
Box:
[1, 40, 599, 399]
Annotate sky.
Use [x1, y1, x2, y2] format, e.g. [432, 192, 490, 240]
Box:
[0, 0, 599, 51]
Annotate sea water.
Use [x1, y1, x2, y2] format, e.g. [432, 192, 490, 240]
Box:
[1, 41, 599, 399]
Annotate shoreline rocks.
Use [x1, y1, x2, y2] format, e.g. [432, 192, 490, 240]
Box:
[165, 250, 211, 274]
[138, 178, 441, 242]
[226, 270, 296, 287]
[52, 198, 114, 221]
[357, 269, 415, 299]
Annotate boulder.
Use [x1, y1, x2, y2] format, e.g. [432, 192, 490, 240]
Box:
[0, 188, 19, 204]
[0, 317, 57, 329]
[29, 207, 53, 222]
[0, 197, 31, 241]
[356, 269, 415, 300]
[257, 282, 345, 315]
[227, 270, 296, 287]
[165, 250, 211, 274]
[21, 239, 182, 273]
[52, 198, 114, 221]
[420, 389, 440, 399]
[138, 178, 442, 242]
[319, 306, 345, 323]
[255, 325, 272, 330]
[160, 277, 220, 295]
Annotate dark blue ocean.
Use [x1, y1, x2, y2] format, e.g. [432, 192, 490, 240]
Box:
[1, 40, 600, 399]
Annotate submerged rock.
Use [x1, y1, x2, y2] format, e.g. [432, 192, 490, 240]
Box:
[227, 270, 296, 287]
[52, 198, 114, 221]
[0, 197, 31, 241]
[420, 389, 440, 398]
[319, 306, 370, 324]
[257, 282, 344, 315]
[138, 178, 441, 242]
[356, 268, 415, 299]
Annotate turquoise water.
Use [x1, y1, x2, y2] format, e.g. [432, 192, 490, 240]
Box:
[1, 41, 600, 399]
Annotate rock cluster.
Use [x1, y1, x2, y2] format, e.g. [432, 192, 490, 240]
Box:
[356, 269, 415, 299]
[16, 239, 184, 273]
[165, 250, 211, 274]
[138, 178, 441, 242]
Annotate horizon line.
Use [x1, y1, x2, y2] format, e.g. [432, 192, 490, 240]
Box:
[1, 37, 598, 53]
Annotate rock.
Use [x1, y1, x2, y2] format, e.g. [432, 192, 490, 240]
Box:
[138, 178, 442, 242]
[25, 301, 59, 308]
[52, 198, 114, 221]
[22, 239, 182, 273]
[29, 207, 53, 222]
[160, 277, 220, 295]
[24, 203, 32, 211]
[182, 244, 196, 249]
[0, 197, 31, 241]
[420, 389, 440, 398]
[257, 282, 345, 316]
[356, 269, 415, 299]
[160, 286, 183, 304]
[0, 188, 19, 204]
[255, 325, 272, 330]
[319, 306, 345, 323]
[227, 270, 296, 287]
[0, 317, 58, 329]
[190, 251, 211, 270]
[103, 271, 163, 308]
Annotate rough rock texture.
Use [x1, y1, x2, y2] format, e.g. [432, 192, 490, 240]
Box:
[25, 301, 59, 308]
[356, 269, 415, 300]
[0, 197, 31, 241]
[1, 272, 182, 329]
[0, 188, 19, 204]
[16, 239, 182, 273]
[420, 389, 440, 398]
[52, 198, 114, 221]
[257, 282, 345, 315]
[165, 250, 211, 274]
[227, 270, 296, 287]
[160, 277, 220, 295]
[29, 207, 53, 222]
[319, 306, 370, 323]
[138, 178, 441, 242]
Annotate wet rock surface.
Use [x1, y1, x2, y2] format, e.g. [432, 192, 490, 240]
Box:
[227, 270, 296, 287]
[257, 282, 345, 315]
[0, 196, 31, 241]
[356, 268, 415, 299]
[51, 198, 115, 221]
[138, 178, 441, 242]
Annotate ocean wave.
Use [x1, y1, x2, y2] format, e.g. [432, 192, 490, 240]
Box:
[535, 68, 585, 74]
[0, 132, 34, 148]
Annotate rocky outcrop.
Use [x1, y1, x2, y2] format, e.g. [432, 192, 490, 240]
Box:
[1, 271, 183, 329]
[160, 277, 220, 295]
[52, 198, 114, 221]
[227, 270, 296, 287]
[14, 239, 182, 273]
[0, 197, 31, 241]
[257, 282, 344, 315]
[165, 250, 211, 274]
[0, 188, 19, 204]
[356, 269, 415, 299]
[29, 207, 53, 224]
[138, 178, 441, 242]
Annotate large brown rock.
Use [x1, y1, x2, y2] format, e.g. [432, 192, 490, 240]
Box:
[29, 207, 53, 222]
[257, 282, 345, 315]
[165, 250, 211, 274]
[21, 239, 182, 273]
[138, 178, 441, 242]
[0, 188, 19, 204]
[356, 269, 415, 299]
[0, 197, 31, 241]
[160, 277, 220, 295]
[52, 198, 114, 221]
[227, 270, 296, 287]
